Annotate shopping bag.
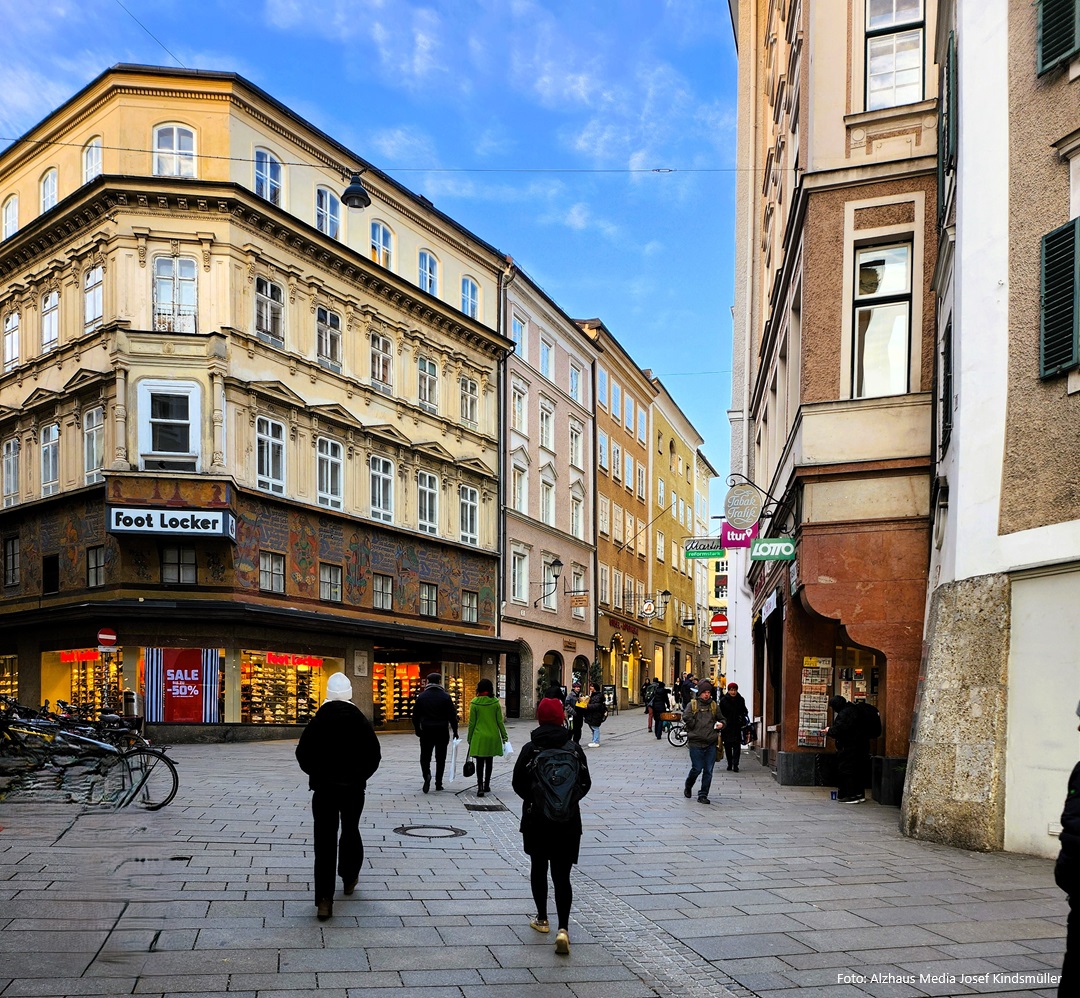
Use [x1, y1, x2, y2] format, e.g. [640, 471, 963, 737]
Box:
[502, 739, 514, 758]
[447, 738, 460, 783]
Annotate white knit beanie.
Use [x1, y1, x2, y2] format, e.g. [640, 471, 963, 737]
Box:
[326, 672, 353, 701]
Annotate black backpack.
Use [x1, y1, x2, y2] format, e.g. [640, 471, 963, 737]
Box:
[528, 746, 583, 822]
[859, 702, 882, 738]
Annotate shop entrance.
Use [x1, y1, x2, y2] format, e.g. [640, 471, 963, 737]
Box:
[505, 652, 521, 718]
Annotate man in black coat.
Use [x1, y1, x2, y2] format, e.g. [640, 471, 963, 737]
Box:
[295, 672, 381, 921]
[717, 682, 749, 772]
[412, 672, 459, 793]
[1055, 701, 1080, 995]
[649, 680, 670, 741]
[824, 695, 871, 803]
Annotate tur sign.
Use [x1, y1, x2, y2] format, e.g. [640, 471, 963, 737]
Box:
[750, 537, 796, 561]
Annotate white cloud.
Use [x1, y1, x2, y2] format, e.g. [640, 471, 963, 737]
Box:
[369, 126, 440, 166]
[545, 201, 619, 241]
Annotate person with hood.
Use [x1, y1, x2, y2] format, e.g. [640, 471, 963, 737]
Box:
[564, 680, 586, 743]
[682, 679, 723, 804]
[1055, 700, 1080, 995]
[583, 682, 607, 747]
[295, 672, 382, 922]
[717, 682, 749, 772]
[467, 678, 508, 797]
[824, 695, 870, 803]
[412, 672, 459, 793]
[649, 678, 670, 741]
[512, 696, 591, 956]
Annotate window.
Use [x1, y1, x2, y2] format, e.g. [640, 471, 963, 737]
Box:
[320, 563, 343, 602]
[418, 357, 438, 413]
[598, 430, 608, 470]
[2, 311, 18, 372]
[658, 478, 665, 507]
[84, 406, 104, 484]
[370, 455, 394, 522]
[613, 569, 623, 609]
[153, 256, 197, 333]
[540, 339, 553, 379]
[260, 551, 285, 593]
[671, 492, 678, 516]
[571, 569, 585, 619]
[371, 333, 393, 393]
[40, 423, 59, 496]
[613, 503, 624, 543]
[153, 125, 196, 178]
[597, 366, 608, 408]
[624, 394, 634, 430]
[256, 417, 286, 494]
[317, 437, 343, 510]
[40, 168, 58, 213]
[418, 250, 438, 295]
[373, 573, 393, 610]
[417, 470, 439, 534]
[316, 307, 342, 371]
[254, 277, 284, 347]
[460, 376, 479, 427]
[511, 551, 527, 602]
[541, 559, 558, 610]
[625, 510, 635, 547]
[865, 0, 924, 111]
[569, 363, 582, 402]
[679, 498, 686, 525]
[624, 452, 634, 488]
[598, 496, 610, 535]
[511, 383, 526, 431]
[636, 463, 646, 499]
[539, 404, 554, 449]
[162, 545, 196, 585]
[316, 188, 340, 238]
[657, 530, 665, 561]
[254, 149, 282, 205]
[420, 581, 438, 617]
[611, 381, 622, 421]
[1040, 219, 1080, 377]
[540, 480, 555, 525]
[1038, 0, 1080, 74]
[853, 243, 912, 397]
[84, 265, 103, 333]
[2, 438, 18, 507]
[461, 277, 479, 318]
[41, 290, 59, 353]
[511, 466, 527, 513]
[599, 563, 609, 604]
[612, 443, 622, 481]
[940, 318, 953, 454]
[637, 409, 647, 443]
[571, 494, 584, 539]
[637, 518, 646, 556]
[511, 312, 526, 354]
[4, 537, 19, 587]
[462, 589, 478, 623]
[370, 221, 392, 268]
[83, 138, 102, 184]
[569, 420, 583, 468]
[1, 195, 16, 240]
[460, 485, 479, 545]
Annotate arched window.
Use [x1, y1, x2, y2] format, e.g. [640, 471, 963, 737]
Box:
[83, 137, 103, 184]
[40, 168, 58, 213]
[316, 187, 340, 238]
[254, 149, 283, 205]
[153, 124, 196, 177]
[2, 195, 17, 240]
[370, 221, 392, 269]
[461, 277, 479, 319]
[418, 250, 438, 295]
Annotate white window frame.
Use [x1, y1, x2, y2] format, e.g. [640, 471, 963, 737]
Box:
[420, 581, 438, 617]
[569, 420, 583, 468]
[852, 241, 913, 398]
[316, 187, 340, 239]
[658, 478, 665, 507]
[511, 383, 526, 432]
[613, 502, 624, 543]
[2, 311, 18, 372]
[260, 551, 285, 593]
[417, 470, 439, 534]
[371, 333, 393, 393]
[598, 430, 608, 471]
[598, 495, 610, 535]
[254, 149, 283, 205]
[461, 277, 479, 318]
[153, 124, 196, 178]
[511, 312, 526, 354]
[40, 168, 58, 213]
[624, 452, 634, 489]
[613, 569, 623, 610]
[1, 195, 17, 240]
[571, 569, 586, 619]
[612, 442, 622, 481]
[636, 462, 646, 499]
[571, 494, 584, 539]
[41, 290, 59, 353]
[256, 416, 286, 494]
[637, 408, 646, 443]
[40, 423, 59, 497]
[317, 306, 342, 372]
[317, 436, 344, 510]
[541, 558, 558, 610]
[374, 572, 393, 610]
[153, 255, 197, 333]
[540, 479, 555, 526]
[2, 438, 18, 507]
[418, 356, 438, 413]
[611, 380, 622, 421]
[83, 405, 105, 485]
[138, 379, 201, 473]
[459, 484, 479, 545]
[83, 138, 103, 184]
[418, 250, 439, 295]
[624, 394, 634, 431]
[865, 0, 925, 112]
[254, 276, 284, 347]
[511, 551, 527, 603]
[569, 363, 582, 402]
[539, 404, 554, 450]
[597, 365, 608, 409]
[370, 454, 394, 522]
[657, 530, 666, 561]
[599, 563, 610, 604]
[370, 220, 392, 269]
[462, 589, 479, 623]
[320, 562, 343, 602]
[511, 465, 527, 513]
[459, 376, 479, 427]
[540, 338, 553, 379]
[84, 265, 103, 333]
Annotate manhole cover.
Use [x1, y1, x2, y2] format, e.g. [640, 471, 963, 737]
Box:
[464, 802, 507, 811]
[392, 824, 467, 838]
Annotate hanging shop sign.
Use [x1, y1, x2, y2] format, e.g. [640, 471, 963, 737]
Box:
[107, 506, 237, 540]
[724, 484, 764, 529]
[684, 537, 725, 559]
[721, 521, 759, 548]
[761, 588, 779, 620]
[750, 537, 796, 561]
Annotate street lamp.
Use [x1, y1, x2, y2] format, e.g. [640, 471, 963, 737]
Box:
[533, 557, 563, 607]
[342, 170, 372, 210]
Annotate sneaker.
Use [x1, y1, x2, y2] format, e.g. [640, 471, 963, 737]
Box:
[697, 796, 711, 805]
[530, 917, 550, 934]
[342, 878, 358, 896]
[316, 900, 333, 921]
[838, 795, 865, 804]
[555, 928, 570, 954]
[435, 784, 444, 792]
[477, 789, 486, 798]
[683, 787, 692, 799]
[586, 742, 599, 747]
[422, 777, 430, 794]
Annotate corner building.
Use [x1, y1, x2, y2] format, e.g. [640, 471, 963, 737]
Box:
[0, 65, 515, 734]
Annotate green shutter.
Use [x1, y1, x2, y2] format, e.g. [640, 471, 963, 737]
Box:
[1038, 0, 1080, 76]
[1040, 219, 1080, 378]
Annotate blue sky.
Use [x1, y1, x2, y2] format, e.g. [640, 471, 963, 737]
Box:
[0, 0, 737, 512]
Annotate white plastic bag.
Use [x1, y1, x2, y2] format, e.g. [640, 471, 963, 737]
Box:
[502, 739, 514, 758]
[448, 737, 461, 782]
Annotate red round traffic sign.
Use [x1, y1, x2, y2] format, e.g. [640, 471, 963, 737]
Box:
[710, 612, 728, 635]
[97, 627, 117, 647]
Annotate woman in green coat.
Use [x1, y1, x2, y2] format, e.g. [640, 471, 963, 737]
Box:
[467, 678, 508, 797]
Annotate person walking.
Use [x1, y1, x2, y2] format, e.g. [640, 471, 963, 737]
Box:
[648, 679, 670, 741]
[1056, 699, 1080, 996]
[412, 672, 459, 793]
[564, 680, 586, 743]
[467, 678, 507, 797]
[824, 695, 875, 803]
[642, 677, 659, 733]
[682, 679, 722, 804]
[583, 682, 607, 747]
[717, 682, 749, 772]
[295, 672, 382, 922]
[512, 696, 591, 956]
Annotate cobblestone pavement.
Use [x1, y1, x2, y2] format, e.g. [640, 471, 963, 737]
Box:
[0, 707, 1067, 997]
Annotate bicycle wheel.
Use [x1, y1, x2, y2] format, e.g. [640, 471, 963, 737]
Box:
[74, 752, 129, 806]
[122, 748, 179, 810]
[667, 723, 688, 747]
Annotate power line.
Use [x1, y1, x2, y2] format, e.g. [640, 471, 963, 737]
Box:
[112, 0, 187, 70]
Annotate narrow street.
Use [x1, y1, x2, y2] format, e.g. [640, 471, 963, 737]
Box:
[0, 708, 1065, 997]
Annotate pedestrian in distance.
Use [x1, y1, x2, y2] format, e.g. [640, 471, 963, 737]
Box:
[1055, 699, 1080, 996]
[412, 672, 459, 793]
[467, 678, 507, 797]
[295, 672, 382, 922]
[823, 695, 880, 803]
[642, 676, 659, 732]
[648, 679, 670, 741]
[564, 680, 586, 743]
[682, 679, 722, 804]
[718, 682, 749, 772]
[512, 696, 592, 956]
[680, 673, 695, 709]
[583, 682, 607, 747]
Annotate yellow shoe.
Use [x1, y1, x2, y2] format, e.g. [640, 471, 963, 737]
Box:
[529, 917, 550, 933]
[555, 928, 570, 954]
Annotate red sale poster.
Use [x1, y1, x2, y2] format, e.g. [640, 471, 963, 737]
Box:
[162, 648, 206, 722]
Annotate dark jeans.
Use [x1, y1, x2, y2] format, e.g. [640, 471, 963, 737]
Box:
[530, 855, 573, 931]
[686, 743, 716, 799]
[419, 729, 451, 786]
[1062, 894, 1079, 996]
[837, 745, 869, 799]
[654, 713, 665, 740]
[723, 734, 741, 769]
[311, 786, 365, 902]
[570, 713, 584, 744]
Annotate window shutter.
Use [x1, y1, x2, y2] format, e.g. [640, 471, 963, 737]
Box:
[1040, 219, 1080, 378]
[1038, 0, 1080, 76]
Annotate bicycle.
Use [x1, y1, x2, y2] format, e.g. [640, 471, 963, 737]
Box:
[655, 709, 687, 746]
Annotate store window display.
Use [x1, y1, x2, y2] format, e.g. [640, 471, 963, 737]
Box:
[241, 650, 337, 725]
[0, 653, 17, 700]
[41, 647, 126, 715]
[371, 662, 482, 729]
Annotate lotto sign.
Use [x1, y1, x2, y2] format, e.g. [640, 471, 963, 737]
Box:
[750, 537, 796, 561]
[162, 648, 206, 723]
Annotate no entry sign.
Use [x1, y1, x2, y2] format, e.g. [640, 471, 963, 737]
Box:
[710, 613, 729, 636]
[97, 627, 117, 647]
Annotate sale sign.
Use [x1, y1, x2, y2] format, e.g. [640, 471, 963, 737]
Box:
[162, 648, 206, 722]
[721, 521, 759, 548]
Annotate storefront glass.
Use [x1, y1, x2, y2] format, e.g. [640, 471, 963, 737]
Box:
[41, 648, 127, 715]
[0, 654, 16, 700]
[372, 661, 480, 728]
[240, 649, 340, 725]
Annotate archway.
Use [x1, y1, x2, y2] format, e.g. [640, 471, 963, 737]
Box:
[571, 655, 591, 688]
[541, 650, 565, 693]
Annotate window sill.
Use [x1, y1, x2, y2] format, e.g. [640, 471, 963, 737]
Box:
[844, 98, 937, 158]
